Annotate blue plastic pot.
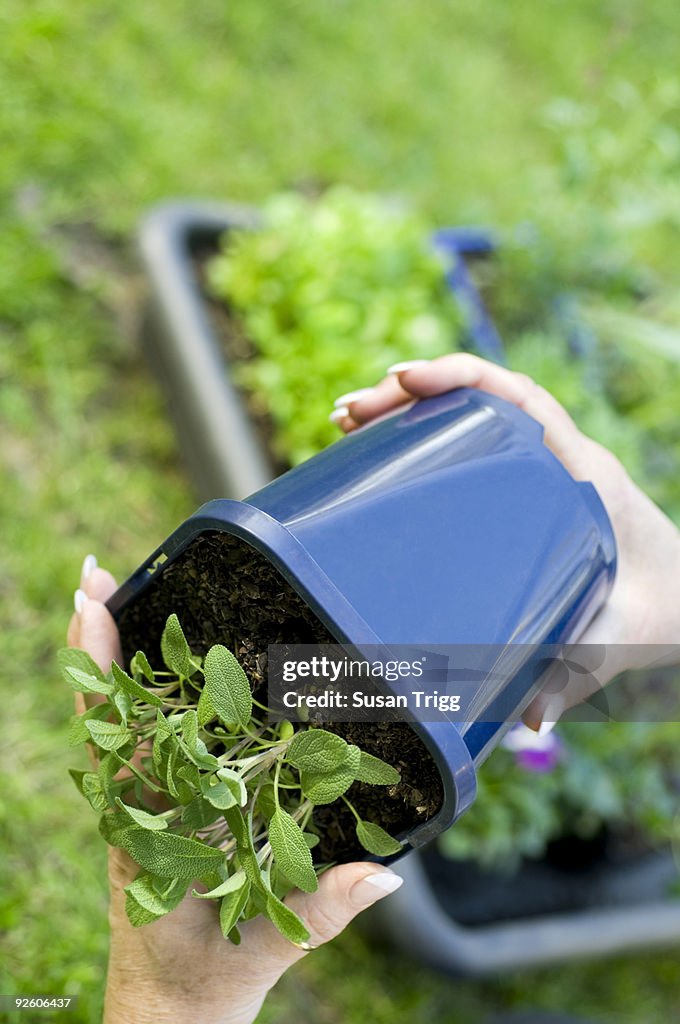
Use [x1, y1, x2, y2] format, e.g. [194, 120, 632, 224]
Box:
[107, 387, 616, 852]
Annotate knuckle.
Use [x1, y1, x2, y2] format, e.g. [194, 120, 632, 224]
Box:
[589, 438, 625, 478]
[302, 898, 345, 944]
[513, 372, 541, 407]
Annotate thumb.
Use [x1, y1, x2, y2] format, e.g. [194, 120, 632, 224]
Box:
[242, 863, 403, 982]
[286, 863, 404, 947]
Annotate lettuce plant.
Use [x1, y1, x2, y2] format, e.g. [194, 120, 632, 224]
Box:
[60, 615, 402, 944]
[208, 187, 463, 464]
[439, 720, 680, 870]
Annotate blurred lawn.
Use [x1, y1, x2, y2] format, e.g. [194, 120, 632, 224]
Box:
[1, 2, 679, 1021]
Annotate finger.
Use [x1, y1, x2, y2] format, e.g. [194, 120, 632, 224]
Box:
[75, 562, 121, 675]
[83, 566, 119, 603]
[68, 556, 114, 647]
[240, 864, 403, 982]
[392, 354, 591, 474]
[67, 611, 81, 648]
[339, 373, 413, 426]
[67, 600, 88, 736]
[328, 407, 360, 434]
[69, 563, 121, 719]
[78, 598, 123, 674]
[335, 414, 361, 434]
[80, 553, 98, 589]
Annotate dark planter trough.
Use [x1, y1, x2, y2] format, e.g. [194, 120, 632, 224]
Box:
[128, 200, 680, 972]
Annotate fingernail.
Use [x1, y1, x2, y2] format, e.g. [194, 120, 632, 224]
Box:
[538, 720, 557, 738]
[74, 589, 88, 614]
[81, 554, 97, 582]
[333, 388, 374, 408]
[350, 870, 404, 908]
[386, 359, 428, 375]
[329, 406, 350, 424]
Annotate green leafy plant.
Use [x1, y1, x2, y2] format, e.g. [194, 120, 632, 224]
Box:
[439, 720, 680, 870]
[208, 187, 464, 464]
[60, 615, 402, 944]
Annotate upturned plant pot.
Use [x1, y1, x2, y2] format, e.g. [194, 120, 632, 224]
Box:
[107, 385, 615, 855]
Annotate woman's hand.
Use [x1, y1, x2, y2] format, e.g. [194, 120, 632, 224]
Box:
[332, 354, 680, 729]
[67, 560, 403, 1024]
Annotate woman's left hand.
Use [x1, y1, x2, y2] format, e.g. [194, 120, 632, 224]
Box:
[68, 559, 404, 1024]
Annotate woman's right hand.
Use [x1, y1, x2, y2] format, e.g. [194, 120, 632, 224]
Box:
[332, 354, 680, 728]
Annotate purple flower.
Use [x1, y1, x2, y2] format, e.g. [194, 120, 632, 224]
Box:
[501, 723, 563, 773]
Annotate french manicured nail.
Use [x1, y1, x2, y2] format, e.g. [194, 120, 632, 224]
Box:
[350, 870, 404, 907]
[386, 359, 428, 375]
[537, 719, 557, 738]
[329, 406, 350, 424]
[81, 554, 97, 582]
[333, 388, 374, 408]
[74, 589, 88, 614]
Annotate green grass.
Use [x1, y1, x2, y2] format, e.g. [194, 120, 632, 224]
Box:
[2, 2, 680, 1021]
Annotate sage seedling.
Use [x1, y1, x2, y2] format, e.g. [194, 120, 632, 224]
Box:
[61, 614, 403, 945]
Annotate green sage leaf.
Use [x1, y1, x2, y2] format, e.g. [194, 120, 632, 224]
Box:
[220, 879, 251, 940]
[176, 763, 201, 790]
[265, 892, 310, 945]
[299, 743, 361, 805]
[255, 783, 277, 820]
[113, 688, 132, 726]
[61, 665, 113, 696]
[130, 650, 155, 684]
[200, 777, 237, 810]
[84, 719, 132, 751]
[116, 826, 226, 879]
[300, 769, 353, 804]
[215, 767, 247, 807]
[58, 647, 108, 685]
[286, 728, 349, 773]
[181, 795, 222, 829]
[198, 644, 252, 728]
[99, 810, 135, 847]
[68, 703, 113, 746]
[112, 660, 163, 707]
[353, 750, 401, 786]
[98, 753, 123, 804]
[156, 710, 174, 742]
[224, 807, 268, 895]
[180, 709, 219, 768]
[269, 808, 318, 893]
[165, 741, 180, 798]
[124, 872, 185, 926]
[69, 769, 109, 812]
[115, 798, 169, 831]
[152, 710, 173, 769]
[355, 819, 403, 857]
[160, 613, 192, 677]
[68, 768, 88, 795]
[192, 869, 248, 900]
[125, 895, 161, 928]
